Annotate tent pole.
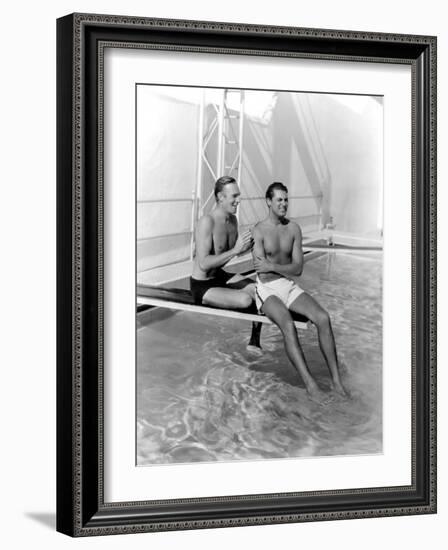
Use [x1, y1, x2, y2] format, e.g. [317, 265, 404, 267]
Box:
[191, 89, 205, 260]
[217, 89, 226, 178]
[236, 90, 245, 223]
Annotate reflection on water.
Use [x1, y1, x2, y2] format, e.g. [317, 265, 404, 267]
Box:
[137, 252, 382, 465]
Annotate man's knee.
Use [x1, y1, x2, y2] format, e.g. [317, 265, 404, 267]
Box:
[238, 292, 253, 309]
[279, 315, 296, 337]
[314, 308, 330, 328]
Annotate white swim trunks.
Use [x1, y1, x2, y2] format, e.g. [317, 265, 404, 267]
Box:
[255, 276, 305, 311]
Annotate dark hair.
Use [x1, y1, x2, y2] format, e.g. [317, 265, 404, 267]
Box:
[214, 176, 236, 200]
[266, 181, 288, 200]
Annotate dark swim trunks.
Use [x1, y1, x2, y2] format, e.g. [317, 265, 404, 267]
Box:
[190, 270, 232, 305]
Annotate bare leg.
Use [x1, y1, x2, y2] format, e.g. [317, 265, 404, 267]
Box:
[289, 293, 347, 396]
[202, 279, 263, 354]
[202, 285, 262, 349]
[233, 282, 263, 350]
[261, 295, 325, 400]
[245, 322, 263, 355]
[248, 322, 262, 348]
[202, 287, 253, 309]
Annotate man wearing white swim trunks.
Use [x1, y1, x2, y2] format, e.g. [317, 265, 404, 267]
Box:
[252, 182, 347, 401]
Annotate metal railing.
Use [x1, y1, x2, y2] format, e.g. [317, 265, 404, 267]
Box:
[137, 197, 193, 203]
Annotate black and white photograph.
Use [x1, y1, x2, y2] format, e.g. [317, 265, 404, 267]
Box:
[136, 84, 383, 466]
[2, 0, 443, 544]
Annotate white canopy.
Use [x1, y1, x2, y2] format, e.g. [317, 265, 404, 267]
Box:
[136, 85, 383, 282]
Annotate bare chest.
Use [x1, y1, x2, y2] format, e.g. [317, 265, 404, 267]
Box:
[212, 222, 237, 254]
[263, 227, 294, 257]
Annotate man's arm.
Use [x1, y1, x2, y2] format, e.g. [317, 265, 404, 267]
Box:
[254, 223, 304, 278]
[196, 216, 252, 272]
[276, 223, 304, 276]
[252, 224, 266, 266]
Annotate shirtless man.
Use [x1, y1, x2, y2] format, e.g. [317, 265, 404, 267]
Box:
[191, 176, 262, 349]
[252, 182, 347, 399]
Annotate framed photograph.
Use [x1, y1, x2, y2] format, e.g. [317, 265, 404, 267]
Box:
[57, 13, 437, 536]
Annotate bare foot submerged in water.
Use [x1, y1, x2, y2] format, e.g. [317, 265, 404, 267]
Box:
[306, 383, 334, 405]
[331, 380, 350, 399]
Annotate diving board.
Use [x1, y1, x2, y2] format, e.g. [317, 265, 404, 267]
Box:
[137, 284, 310, 330]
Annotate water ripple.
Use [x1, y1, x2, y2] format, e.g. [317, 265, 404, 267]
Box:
[137, 253, 382, 465]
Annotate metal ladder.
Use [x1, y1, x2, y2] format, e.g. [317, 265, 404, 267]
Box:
[190, 89, 245, 258]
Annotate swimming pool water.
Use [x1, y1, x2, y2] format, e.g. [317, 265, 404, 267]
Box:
[137, 251, 382, 465]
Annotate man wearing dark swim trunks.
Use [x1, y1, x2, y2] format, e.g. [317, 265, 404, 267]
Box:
[191, 176, 262, 349]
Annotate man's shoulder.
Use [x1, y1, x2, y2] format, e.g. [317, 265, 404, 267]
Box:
[286, 219, 302, 235]
[198, 214, 214, 229]
[253, 220, 268, 236]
